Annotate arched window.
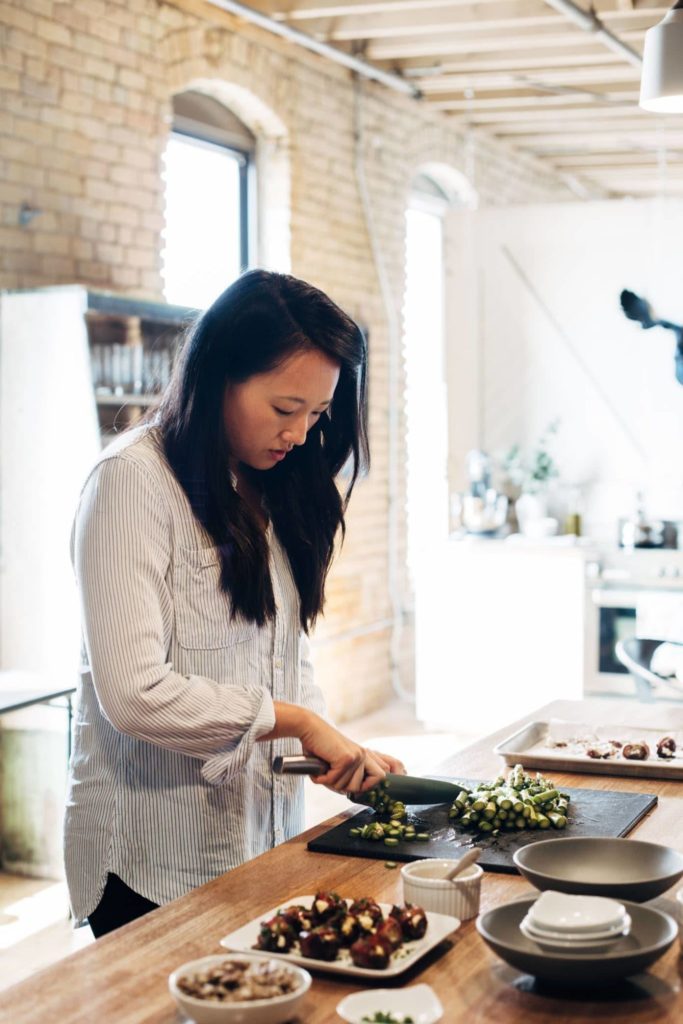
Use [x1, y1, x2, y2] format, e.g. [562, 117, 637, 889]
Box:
[162, 90, 255, 309]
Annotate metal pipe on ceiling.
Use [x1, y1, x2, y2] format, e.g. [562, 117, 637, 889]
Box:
[202, 0, 422, 97]
[541, 0, 643, 68]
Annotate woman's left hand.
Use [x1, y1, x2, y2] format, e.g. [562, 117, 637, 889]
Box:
[364, 749, 407, 777]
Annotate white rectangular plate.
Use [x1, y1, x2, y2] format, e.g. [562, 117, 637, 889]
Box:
[219, 894, 460, 979]
[494, 720, 683, 780]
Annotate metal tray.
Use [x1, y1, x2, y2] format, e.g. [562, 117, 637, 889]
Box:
[493, 720, 683, 780]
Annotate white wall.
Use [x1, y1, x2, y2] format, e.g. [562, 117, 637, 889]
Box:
[0, 287, 100, 677]
[416, 542, 586, 733]
[447, 198, 683, 542]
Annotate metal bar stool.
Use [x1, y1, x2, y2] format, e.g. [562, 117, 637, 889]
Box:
[615, 638, 683, 702]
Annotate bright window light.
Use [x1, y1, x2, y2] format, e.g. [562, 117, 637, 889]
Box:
[404, 204, 449, 584]
[162, 133, 243, 309]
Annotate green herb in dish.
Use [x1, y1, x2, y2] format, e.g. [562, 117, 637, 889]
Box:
[361, 1013, 415, 1023]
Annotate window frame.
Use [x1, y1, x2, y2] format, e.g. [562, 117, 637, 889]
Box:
[169, 126, 252, 275]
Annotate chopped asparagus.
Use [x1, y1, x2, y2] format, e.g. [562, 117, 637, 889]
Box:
[447, 764, 571, 836]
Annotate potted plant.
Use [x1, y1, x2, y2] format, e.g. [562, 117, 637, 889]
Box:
[501, 420, 561, 534]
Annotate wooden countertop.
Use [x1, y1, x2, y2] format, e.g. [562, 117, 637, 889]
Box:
[4, 698, 683, 1023]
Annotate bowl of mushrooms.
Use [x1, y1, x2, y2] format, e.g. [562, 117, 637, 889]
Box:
[168, 953, 311, 1024]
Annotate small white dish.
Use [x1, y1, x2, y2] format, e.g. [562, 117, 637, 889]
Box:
[336, 983, 443, 1023]
[519, 918, 628, 954]
[521, 911, 631, 943]
[401, 858, 483, 921]
[528, 890, 626, 934]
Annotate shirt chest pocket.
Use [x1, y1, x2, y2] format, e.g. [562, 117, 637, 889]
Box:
[174, 547, 257, 650]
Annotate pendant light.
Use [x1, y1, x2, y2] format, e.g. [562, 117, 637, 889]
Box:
[640, 0, 683, 112]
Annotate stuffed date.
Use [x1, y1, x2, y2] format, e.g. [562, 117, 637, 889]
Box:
[375, 915, 404, 951]
[390, 903, 428, 941]
[298, 924, 341, 961]
[657, 736, 676, 759]
[332, 911, 361, 947]
[349, 897, 383, 933]
[622, 741, 650, 761]
[279, 904, 314, 934]
[349, 933, 393, 969]
[253, 914, 296, 952]
[310, 890, 346, 925]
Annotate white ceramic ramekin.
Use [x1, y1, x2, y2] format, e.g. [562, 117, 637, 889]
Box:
[401, 858, 483, 921]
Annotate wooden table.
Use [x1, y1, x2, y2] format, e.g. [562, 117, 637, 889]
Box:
[3, 698, 683, 1023]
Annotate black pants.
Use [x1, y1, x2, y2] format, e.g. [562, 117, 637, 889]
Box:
[88, 872, 159, 938]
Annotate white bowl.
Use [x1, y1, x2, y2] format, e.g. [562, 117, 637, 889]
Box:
[336, 983, 443, 1023]
[168, 954, 311, 1024]
[521, 911, 631, 942]
[528, 890, 626, 934]
[519, 917, 630, 954]
[401, 858, 482, 921]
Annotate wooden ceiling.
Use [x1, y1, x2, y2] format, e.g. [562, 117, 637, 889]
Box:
[252, 0, 683, 199]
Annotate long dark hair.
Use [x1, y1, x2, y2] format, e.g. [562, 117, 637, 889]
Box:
[156, 269, 369, 631]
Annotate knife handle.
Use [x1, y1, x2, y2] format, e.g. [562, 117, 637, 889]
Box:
[273, 754, 329, 776]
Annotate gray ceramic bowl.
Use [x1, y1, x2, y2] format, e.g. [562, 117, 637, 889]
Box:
[476, 897, 678, 984]
[513, 837, 683, 902]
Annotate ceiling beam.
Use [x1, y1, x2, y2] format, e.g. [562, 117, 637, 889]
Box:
[366, 26, 646, 59]
[418, 66, 641, 92]
[457, 103, 662, 123]
[398, 50, 626, 76]
[483, 115, 682, 132]
[553, 151, 683, 164]
[509, 128, 683, 147]
[259, 0, 663, 19]
[320, 6, 665, 42]
[437, 88, 639, 109]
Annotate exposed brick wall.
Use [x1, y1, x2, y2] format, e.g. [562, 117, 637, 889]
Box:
[0, 0, 573, 720]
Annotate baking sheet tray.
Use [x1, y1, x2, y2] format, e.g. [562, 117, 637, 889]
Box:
[493, 719, 683, 780]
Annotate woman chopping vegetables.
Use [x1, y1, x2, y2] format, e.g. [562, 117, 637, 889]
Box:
[66, 270, 404, 937]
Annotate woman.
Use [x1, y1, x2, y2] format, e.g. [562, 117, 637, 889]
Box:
[66, 270, 404, 937]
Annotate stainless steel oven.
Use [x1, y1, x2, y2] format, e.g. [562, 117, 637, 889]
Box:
[586, 587, 650, 698]
[584, 550, 683, 700]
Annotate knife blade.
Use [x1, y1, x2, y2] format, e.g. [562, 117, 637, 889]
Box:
[272, 754, 463, 805]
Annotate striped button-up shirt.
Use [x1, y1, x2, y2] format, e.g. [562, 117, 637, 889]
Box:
[65, 426, 325, 925]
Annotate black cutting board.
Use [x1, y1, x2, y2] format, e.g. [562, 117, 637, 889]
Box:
[307, 779, 658, 874]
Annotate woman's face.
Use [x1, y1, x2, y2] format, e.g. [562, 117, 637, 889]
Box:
[222, 348, 340, 471]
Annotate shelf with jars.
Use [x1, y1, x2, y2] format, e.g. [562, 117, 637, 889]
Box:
[84, 291, 197, 444]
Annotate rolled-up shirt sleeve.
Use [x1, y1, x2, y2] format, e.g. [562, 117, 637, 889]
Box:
[72, 454, 275, 785]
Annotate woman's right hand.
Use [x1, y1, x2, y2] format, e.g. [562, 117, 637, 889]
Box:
[262, 704, 387, 794]
[298, 713, 387, 794]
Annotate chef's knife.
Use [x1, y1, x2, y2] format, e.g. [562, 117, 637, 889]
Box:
[273, 754, 463, 805]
